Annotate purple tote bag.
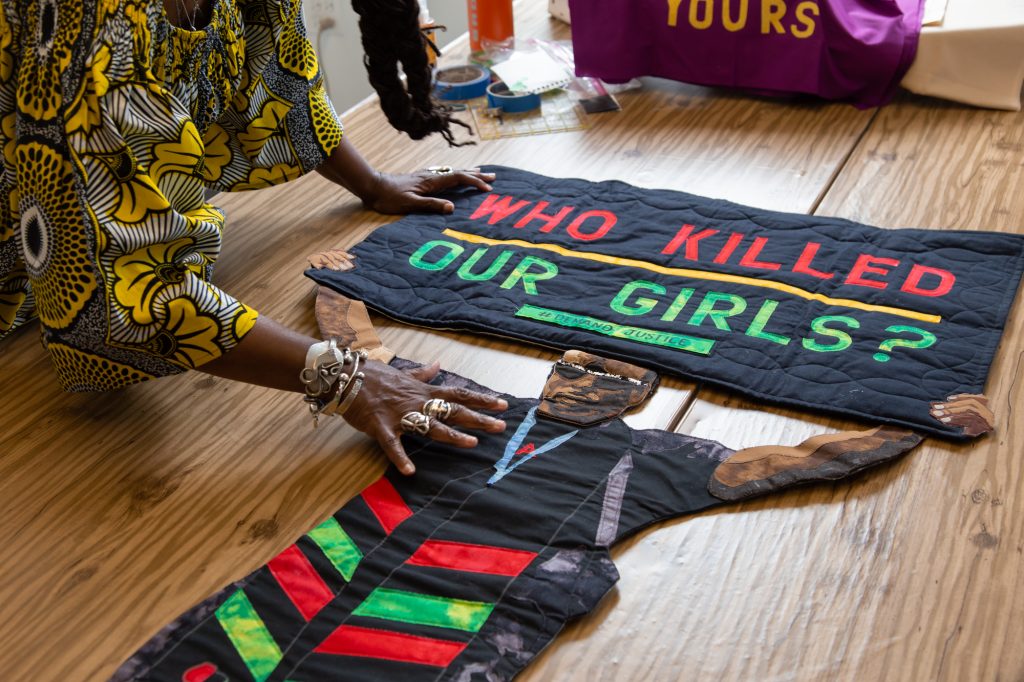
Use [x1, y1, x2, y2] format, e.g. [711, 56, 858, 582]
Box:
[568, 0, 925, 106]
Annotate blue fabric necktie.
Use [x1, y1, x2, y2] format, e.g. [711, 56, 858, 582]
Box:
[487, 406, 578, 487]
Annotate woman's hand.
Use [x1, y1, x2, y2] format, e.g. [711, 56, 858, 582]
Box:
[343, 359, 508, 475]
[361, 168, 495, 215]
[316, 137, 495, 216]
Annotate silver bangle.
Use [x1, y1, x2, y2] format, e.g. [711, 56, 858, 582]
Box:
[301, 341, 363, 427]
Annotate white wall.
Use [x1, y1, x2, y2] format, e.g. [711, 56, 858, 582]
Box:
[304, 0, 470, 113]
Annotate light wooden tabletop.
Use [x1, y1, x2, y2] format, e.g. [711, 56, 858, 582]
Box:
[1, 3, 1021, 681]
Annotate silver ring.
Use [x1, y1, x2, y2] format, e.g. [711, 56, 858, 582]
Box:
[427, 165, 454, 175]
[400, 411, 432, 436]
[422, 398, 453, 421]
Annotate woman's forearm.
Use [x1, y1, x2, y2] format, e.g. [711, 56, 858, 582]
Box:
[316, 137, 382, 202]
[200, 316, 315, 393]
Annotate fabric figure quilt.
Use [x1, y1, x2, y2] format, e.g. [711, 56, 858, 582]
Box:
[568, 0, 925, 107]
[114, 352, 920, 681]
[307, 166, 1024, 441]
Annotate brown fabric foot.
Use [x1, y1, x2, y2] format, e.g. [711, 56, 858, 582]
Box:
[707, 426, 923, 502]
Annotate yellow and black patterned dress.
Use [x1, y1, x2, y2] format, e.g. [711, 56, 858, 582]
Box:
[0, 0, 344, 390]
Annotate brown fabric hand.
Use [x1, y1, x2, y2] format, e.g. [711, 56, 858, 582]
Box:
[929, 393, 995, 437]
[343, 359, 508, 475]
[361, 168, 495, 215]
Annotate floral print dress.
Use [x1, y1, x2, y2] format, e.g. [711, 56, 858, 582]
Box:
[0, 0, 344, 389]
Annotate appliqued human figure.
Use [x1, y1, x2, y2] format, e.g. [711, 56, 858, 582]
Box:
[114, 335, 921, 682]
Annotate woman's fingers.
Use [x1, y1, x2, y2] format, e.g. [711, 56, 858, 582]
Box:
[372, 418, 416, 475]
[435, 384, 508, 413]
[441, 402, 506, 433]
[406, 360, 441, 383]
[425, 419, 479, 448]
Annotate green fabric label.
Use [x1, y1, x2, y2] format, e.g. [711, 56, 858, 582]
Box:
[516, 304, 715, 355]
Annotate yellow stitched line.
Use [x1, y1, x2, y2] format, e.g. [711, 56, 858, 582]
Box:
[442, 229, 941, 324]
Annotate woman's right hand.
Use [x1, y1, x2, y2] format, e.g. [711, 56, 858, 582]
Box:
[343, 359, 508, 475]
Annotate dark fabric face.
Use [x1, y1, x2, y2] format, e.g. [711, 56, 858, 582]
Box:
[538, 361, 651, 426]
[307, 165, 1024, 440]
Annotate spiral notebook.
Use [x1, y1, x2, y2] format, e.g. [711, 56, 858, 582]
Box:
[491, 51, 572, 94]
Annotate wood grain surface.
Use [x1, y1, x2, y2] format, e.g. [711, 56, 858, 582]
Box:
[1, 3, 1021, 681]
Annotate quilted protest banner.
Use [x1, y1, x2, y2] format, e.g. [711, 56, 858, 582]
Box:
[568, 0, 925, 107]
[308, 166, 1024, 440]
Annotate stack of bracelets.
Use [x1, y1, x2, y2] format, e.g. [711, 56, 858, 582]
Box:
[300, 339, 369, 427]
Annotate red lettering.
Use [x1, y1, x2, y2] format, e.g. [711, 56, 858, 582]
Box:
[469, 194, 530, 224]
[845, 254, 900, 289]
[661, 224, 719, 259]
[513, 201, 575, 233]
[713, 233, 745, 264]
[566, 210, 617, 241]
[792, 242, 834, 280]
[739, 236, 782, 270]
[901, 264, 956, 297]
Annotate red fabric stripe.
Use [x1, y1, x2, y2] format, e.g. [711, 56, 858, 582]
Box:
[361, 477, 413, 534]
[314, 625, 467, 666]
[406, 540, 537, 576]
[267, 545, 334, 621]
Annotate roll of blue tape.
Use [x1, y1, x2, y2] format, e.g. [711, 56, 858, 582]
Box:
[485, 82, 542, 113]
[433, 65, 491, 101]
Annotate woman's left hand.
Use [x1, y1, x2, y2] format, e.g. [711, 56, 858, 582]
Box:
[362, 167, 495, 215]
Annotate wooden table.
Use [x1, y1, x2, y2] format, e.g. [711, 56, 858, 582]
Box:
[2, 3, 1022, 680]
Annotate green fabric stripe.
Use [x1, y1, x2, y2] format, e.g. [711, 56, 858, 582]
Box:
[215, 590, 283, 682]
[353, 587, 494, 632]
[307, 517, 363, 581]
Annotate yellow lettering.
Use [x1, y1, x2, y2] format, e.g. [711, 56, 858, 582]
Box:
[761, 0, 786, 34]
[723, 0, 748, 31]
[791, 1, 818, 38]
[667, 0, 684, 26]
[689, 0, 714, 29]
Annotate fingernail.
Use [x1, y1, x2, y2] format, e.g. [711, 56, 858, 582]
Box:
[466, 436, 479, 446]
[933, 409, 944, 415]
[482, 184, 493, 191]
[941, 417, 951, 423]
[402, 464, 416, 475]
[491, 419, 506, 432]
[496, 399, 509, 410]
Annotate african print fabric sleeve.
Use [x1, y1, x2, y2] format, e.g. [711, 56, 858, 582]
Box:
[0, 0, 260, 391]
[199, 0, 345, 192]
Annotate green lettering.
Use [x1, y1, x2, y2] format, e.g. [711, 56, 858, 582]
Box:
[610, 280, 667, 316]
[409, 240, 464, 271]
[744, 299, 791, 345]
[802, 315, 860, 352]
[457, 247, 514, 282]
[499, 255, 559, 295]
[687, 291, 747, 331]
[660, 288, 695, 322]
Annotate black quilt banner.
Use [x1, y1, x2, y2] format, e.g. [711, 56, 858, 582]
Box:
[309, 166, 1024, 439]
